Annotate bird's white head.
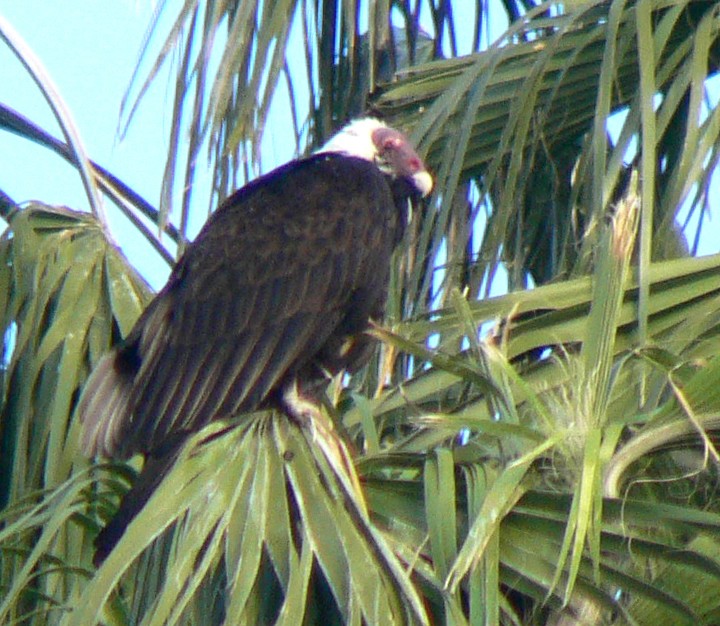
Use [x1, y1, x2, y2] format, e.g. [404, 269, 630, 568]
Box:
[317, 118, 433, 197]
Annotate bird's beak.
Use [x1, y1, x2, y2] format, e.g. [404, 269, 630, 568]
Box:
[412, 170, 434, 197]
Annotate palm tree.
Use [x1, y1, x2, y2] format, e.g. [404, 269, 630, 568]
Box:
[3, 1, 720, 624]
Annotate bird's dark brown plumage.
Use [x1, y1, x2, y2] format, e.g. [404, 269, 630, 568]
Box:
[79, 120, 431, 564]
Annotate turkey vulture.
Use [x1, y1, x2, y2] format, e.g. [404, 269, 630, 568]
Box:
[79, 117, 432, 564]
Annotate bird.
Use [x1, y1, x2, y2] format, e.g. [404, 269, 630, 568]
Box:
[78, 117, 433, 564]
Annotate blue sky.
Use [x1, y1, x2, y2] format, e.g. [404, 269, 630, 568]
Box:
[0, 0, 167, 206]
[1, 1, 174, 288]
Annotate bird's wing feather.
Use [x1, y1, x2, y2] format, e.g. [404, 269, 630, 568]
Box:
[80, 155, 400, 458]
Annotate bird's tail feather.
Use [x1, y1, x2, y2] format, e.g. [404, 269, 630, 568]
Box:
[93, 444, 182, 566]
[79, 349, 135, 458]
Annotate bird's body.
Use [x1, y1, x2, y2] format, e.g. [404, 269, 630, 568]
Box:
[79, 118, 432, 563]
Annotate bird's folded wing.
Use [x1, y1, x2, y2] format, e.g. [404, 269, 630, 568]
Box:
[79, 156, 398, 458]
